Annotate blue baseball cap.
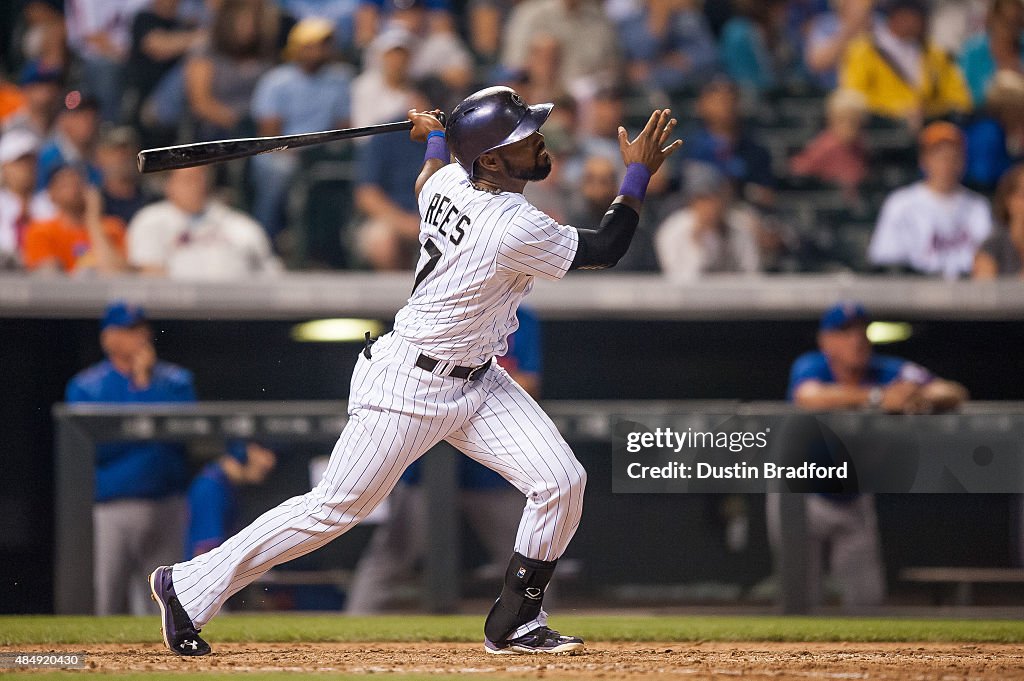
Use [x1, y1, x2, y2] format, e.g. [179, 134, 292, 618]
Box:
[101, 301, 147, 330]
[18, 60, 62, 87]
[226, 440, 249, 465]
[820, 301, 869, 331]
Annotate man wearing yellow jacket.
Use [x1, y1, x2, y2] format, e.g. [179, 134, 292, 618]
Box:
[840, 0, 971, 128]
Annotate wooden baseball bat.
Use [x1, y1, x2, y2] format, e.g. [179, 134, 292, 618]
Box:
[137, 120, 416, 173]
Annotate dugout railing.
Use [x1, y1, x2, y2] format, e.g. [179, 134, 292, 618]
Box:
[8, 273, 1024, 321]
[53, 400, 1024, 616]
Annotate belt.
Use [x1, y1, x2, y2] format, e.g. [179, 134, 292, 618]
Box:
[415, 354, 492, 381]
[362, 333, 491, 381]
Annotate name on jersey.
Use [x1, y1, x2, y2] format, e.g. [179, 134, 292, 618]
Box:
[425, 193, 468, 245]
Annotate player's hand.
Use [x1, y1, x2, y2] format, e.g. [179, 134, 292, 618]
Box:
[919, 379, 969, 413]
[618, 109, 683, 174]
[408, 109, 446, 142]
[243, 442, 277, 483]
[880, 381, 923, 414]
[84, 185, 104, 224]
[131, 341, 157, 389]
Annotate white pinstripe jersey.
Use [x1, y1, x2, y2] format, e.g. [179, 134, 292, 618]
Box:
[393, 163, 579, 365]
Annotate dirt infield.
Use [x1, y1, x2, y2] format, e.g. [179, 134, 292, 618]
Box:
[5, 642, 1024, 679]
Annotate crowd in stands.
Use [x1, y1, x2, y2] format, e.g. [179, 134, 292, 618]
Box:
[2, 0, 1024, 279]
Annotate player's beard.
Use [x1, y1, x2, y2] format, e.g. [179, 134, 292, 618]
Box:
[506, 152, 552, 182]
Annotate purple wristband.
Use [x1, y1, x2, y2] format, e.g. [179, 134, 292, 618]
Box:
[425, 131, 449, 163]
[619, 163, 652, 201]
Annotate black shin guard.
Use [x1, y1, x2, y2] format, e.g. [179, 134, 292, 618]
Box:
[484, 552, 557, 643]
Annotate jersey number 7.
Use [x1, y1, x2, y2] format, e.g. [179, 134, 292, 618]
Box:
[412, 239, 442, 293]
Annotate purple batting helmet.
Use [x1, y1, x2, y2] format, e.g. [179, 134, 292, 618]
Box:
[446, 86, 553, 178]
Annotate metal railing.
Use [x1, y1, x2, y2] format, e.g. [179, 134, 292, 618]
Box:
[8, 273, 1024, 321]
[53, 400, 1024, 615]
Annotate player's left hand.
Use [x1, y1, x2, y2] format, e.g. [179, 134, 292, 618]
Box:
[618, 109, 683, 174]
[408, 109, 446, 142]
[881, 381, 927, 414]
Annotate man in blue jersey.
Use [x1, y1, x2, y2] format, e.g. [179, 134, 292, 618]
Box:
[186, 441, 278, 559]
[66, 301, 196, 615]
[788, 301, 967, 412]
[769, 301, 967, 610]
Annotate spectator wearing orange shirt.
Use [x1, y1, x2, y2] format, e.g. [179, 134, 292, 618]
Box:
[0, 80, 27, 129]
[22, 164, 127, 274]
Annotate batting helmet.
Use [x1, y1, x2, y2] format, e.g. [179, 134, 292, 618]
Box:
[446, 86, 553, 178]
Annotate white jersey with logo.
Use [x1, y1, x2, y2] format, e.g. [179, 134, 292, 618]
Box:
[394, 163, 579, 365]
[867, 181, 992, 279]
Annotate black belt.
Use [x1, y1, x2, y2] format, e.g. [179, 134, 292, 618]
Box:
[415, 354, 492, 381]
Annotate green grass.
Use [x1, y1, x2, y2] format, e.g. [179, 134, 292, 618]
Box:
[3, 614, 1024, 646]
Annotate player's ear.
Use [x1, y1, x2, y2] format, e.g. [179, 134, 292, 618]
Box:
[99, 328, 113, 354]
[477, 151, 501, 174]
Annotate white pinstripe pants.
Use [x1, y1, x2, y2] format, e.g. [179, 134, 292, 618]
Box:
[171, 332, 586, 627]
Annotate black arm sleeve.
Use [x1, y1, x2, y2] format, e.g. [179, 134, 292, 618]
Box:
[569, 202, 640, 270]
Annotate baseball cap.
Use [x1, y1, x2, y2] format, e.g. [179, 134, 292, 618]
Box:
[18, 59, 62, 87]
[98, 125, 140, 149]
[226, 440, 249, 465]
[0, 129, 41, 164]
[826, 88, 867, 117]
[985, 69, 1024, 111]
[285, 17, 335, 52]
[101, 301, 147, 330]
[918, 121, 964, 150]
[820, 301, 870, 332]
[372, 27, 414, 54]
[40, 160, 83, 189]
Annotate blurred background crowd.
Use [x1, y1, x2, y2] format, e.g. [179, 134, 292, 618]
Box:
[2, 0, 1024, 280]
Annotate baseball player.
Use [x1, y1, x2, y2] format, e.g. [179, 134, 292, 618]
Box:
[186, 441, 278, 559]
[68, 301, 194, 616]
[768, 301, 968, 610]
[149, 86, 681, 656]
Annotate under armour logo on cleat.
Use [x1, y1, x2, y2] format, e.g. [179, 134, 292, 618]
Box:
[180, 640, 198, 650]
[525, 587, 542, 600]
